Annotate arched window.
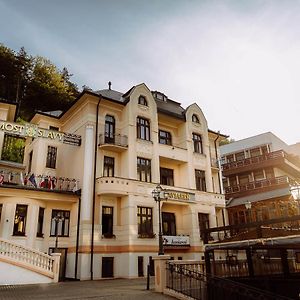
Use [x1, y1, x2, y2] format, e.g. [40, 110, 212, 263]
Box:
[105, 115, 115, 143]
[193, 133, 203, 153]
[138, 96, 148, 106]
[192, 114, 200, 124]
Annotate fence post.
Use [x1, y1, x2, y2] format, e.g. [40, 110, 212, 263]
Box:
[51, 253, 61, 282]
[153, 255, 171, 293]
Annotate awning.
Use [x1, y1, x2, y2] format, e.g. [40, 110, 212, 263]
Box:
[204, 234, 300, 251]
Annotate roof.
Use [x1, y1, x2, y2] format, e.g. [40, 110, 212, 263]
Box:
[94, 89, 124, 103]
[226, 187, 290, 208]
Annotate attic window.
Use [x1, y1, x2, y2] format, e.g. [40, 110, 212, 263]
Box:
[192, 114, 200, 124]
[138, 96, 148, 106]
[155, 92, 167, 102]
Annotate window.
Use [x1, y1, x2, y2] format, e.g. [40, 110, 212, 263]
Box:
[137, 117, 150, 141]
[195, 169, 206, 191]
[102, 206, 114, 237]
[137, 206, 153, 237]
[265, 168, 274, 179]
[235, 151, 245, 161]
[103, 156, 114, 177]
[162, 212, 176, 236]
[192, 114, 200, 123]
[36, 207, 45, 238]
[192, 133, 203, 153]
[250, 147, 261, 157]
[138, 95, 148, 106]
[253, 169, 264, 181]
[105, 115, 115, 143]
[137, 157, 151, 182]
[50, 210, 70, 237]
[226, 154, 234, 163]
[159, 130, 172, 145]
[46, 146, 57, 169]
[160, 167, 174, 186]
[239, 173, 249, 185]
[49, 126, 59, 131]
[13, 204, 28, 236]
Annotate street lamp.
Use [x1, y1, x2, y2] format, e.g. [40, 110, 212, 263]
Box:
[245, 200, 252, 223]
[53, 212, 64, 252]
[152, 184, 169, 255]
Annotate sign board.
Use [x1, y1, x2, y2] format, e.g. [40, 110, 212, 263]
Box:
[0, 120, 81, 146]
[163, 235, 190, 246]
[166, 190, 195, 202]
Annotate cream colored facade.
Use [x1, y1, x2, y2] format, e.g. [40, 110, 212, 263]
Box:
[0, 83, 226, 280]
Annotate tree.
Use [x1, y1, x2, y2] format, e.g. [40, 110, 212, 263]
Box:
[219, 138, 235, 146]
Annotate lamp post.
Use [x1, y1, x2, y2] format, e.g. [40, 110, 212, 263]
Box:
[245, 200, 252, 223]
[53, 212, 64, 252]
[152, 184, 168, 255]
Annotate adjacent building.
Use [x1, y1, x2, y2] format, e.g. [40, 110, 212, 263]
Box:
[220, 132, 300, 226]
[0, 83, 226, 281]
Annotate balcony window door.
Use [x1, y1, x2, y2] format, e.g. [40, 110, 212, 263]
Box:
[160, 167, 174, 186]
[102, 206, 113, 237]
[162, 212, 176, 236]
[13, 204, 28, 236]
[105, 115, 115, 144]
[159, 130, 172, 145]
[137, 157, 151, 182]
[198, 213, 210, 239]
[137, 206, 153, 237]
[137, 117, 150, 141]
[103, 156, 114, 177]
[195, 169, 206, 191]
[192, 133, 203, 154]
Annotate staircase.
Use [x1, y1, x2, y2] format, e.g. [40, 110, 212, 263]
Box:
[0, 238, 60, 285]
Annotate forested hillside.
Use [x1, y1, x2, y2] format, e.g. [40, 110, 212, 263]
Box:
[0, 44, 79, 120]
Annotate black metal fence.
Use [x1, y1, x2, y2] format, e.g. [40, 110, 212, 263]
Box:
[166, 262, 294, 300]
[166, 262, 206, 300]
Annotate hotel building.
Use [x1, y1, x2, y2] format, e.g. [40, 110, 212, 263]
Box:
[0, 83, 226, 282]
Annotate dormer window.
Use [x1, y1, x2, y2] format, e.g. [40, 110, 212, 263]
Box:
[138, 96, 148, 106]
[192, 114, 200, 124]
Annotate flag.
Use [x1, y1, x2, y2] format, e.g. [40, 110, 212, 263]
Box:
[50, 177, 57, 190]
[0, 173, 4, 185]
[28, 174, 37, 188]
[72, 179, 78, 192]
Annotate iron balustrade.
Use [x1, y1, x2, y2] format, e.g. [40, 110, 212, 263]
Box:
[224, 175, 291, 194]
[98, 134, 128, 147]
[166, 261, 294, 300]
[0, 169, 79, 192]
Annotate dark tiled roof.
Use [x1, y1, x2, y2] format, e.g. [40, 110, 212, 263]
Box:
[155, 98, 185, 119]
[94, 89, 124, 103]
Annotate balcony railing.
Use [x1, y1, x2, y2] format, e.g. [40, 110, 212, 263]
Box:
[0, 169, 79, 192]
[98, 134, 128, 148]
[222, 150, 298, 172]
[224, 175, 291, 195]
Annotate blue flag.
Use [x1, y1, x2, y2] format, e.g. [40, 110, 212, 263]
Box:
[28, 174, 37, 188]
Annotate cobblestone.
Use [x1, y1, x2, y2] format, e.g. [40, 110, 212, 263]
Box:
[0, 278, 175, 300]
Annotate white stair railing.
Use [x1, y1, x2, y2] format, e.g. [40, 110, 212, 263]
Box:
[0, 238, 60, 281]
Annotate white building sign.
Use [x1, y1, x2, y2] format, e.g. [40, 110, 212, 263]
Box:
[163, 235, 190, 246]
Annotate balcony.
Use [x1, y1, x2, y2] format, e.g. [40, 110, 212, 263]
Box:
[0, 169, 79, 193]
[222, 150, 300, 177]
[158, 144, 188, 164]
[163, 235, 190, 249]
[224, 175, 291, 199]
[98, 134, 128, 152]
[96, 176, 131, 196]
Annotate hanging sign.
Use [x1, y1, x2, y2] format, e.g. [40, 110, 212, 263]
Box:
[166, 190, 195, 201]
[0, 120, 81, 146]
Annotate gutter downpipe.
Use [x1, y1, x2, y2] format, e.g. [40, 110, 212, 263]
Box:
[74, 189, 81, 280]
[91, 96, 101, 280]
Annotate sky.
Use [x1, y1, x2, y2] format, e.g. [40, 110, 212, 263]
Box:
[1, 0, 300, 145]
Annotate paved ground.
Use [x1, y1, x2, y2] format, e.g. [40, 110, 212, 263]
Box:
[0, 278, 175, 300]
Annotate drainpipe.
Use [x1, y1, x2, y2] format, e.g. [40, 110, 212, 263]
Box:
[74, 189, 81, 280]
[213, 132, 223, 194]
[91, 96, 101, 280]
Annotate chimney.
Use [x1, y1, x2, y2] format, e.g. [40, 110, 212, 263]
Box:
[108, 81, 112, 90]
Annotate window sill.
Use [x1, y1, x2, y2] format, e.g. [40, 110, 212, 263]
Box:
[138, 233, 156, 239]
[137, 139, 153, 144]
[102, 234, 116, 239]
[50, 235, 69, 238]
[12, 234, 26, 237]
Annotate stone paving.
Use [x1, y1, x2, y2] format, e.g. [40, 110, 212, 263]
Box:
[0, 278, 175, 300]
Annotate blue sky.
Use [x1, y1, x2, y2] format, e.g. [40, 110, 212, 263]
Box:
[1, 0, 300, 144]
